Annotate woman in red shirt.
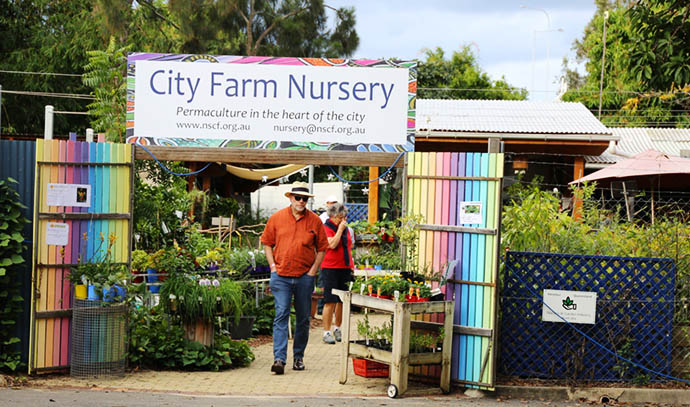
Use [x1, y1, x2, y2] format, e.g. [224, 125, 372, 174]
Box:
[321, 203, 353, 344]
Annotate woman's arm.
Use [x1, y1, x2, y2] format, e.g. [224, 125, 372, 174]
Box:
[327, 222, 347, 249]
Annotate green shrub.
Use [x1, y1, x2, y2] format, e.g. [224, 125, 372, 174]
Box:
[0, 178, 28, 372]
[128, 307, 254, 371]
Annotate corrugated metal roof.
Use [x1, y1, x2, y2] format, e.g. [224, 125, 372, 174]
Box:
[586, 128, 690, 165]
[416, 99, 611, 136]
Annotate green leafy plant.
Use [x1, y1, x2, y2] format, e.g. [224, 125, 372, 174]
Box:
[82, 36, 130, 143]
[131, 249, 149, 272]
[128, 306, 254, 371]
[0, 178, 27, 371]
[224, 248, 254, 276]
[69, 232, 129, 298]
[160, 274, 245, 323]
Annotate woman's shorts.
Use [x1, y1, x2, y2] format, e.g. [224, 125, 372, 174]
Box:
[322, 268, 352, 303]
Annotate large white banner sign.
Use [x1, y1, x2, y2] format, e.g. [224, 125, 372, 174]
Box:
[132, 59, 409, 146]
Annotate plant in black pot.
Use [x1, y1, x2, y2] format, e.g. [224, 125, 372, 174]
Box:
[229, 293, 257, 340]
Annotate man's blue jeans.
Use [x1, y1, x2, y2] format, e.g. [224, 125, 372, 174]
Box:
[270, 272, 315, 363]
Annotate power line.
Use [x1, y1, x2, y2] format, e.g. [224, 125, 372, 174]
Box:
[0, 69, 82, 77]
[0, 89, 94, 100]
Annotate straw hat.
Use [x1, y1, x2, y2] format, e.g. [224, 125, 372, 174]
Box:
[284, 181, 315, 198]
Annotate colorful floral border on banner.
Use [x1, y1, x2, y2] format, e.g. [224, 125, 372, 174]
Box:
[126, 54, 416, 152]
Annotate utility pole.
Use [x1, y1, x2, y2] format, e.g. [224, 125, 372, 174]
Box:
[598, 11, 609, 120]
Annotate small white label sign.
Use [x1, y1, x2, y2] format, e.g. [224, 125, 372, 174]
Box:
[459, 201, 482, 224]
[45, 222, 69, 246]
[46, 183, 91, 207]
[542, 289, 597, 324]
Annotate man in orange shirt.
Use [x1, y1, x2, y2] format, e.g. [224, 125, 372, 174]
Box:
[261, 182, 328, 375]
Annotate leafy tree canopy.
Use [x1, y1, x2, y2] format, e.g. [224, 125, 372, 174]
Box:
[417, 46, 527, 100]
[562, 0, 690, 128]
[0, 0, 359, 137]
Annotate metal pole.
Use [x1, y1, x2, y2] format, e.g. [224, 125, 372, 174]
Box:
[531, 31, 536, 96]
[44, 105, 54, 140]
[308, 164, 314, 211]
[545, 12, 551, 96]
[0, 84, 3, 139]
[86, 128, 94, 142]
[598, 11, 609, 119]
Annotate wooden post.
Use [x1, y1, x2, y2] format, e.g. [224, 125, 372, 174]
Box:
[440, 301, 454, 393]
[368, 166, 379, 224]
[487, 138, 501, 153]
[187, 163, 197, 219]
[390, 302, 411, 395]
[622, 182, 632, 222]
[339, 291, 351, 385]
[573, 157, 585, 220]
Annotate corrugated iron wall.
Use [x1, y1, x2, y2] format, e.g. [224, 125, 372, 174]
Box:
[0, 139, 36, 367]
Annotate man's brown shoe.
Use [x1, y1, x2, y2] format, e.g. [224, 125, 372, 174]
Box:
[271, 360, 285, 375]
[293, 358, 305, 371]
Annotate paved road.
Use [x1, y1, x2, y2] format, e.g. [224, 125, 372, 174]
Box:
[0, 388, 684, 407]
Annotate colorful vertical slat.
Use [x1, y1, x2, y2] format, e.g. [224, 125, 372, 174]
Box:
[406, 152, 503, 389]
[29, 139, 132, 374]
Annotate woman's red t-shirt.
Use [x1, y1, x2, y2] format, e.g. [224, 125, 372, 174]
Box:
[321, 224, 353, 269]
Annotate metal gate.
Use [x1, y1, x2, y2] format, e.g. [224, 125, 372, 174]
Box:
[405, 152, 504, 389]
[29, 138, 133, 374]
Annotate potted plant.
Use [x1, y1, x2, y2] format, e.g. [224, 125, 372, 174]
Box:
[69, 232, 128, 302]
[160, 274, 245, 346]
[131, 249, 148, 284]
[195, 247, 225, 272]
[252, 249, 270, 276]
[224, 248, 253, 277]
[160, 274, 244, 323]
[229, 294, 256, 340]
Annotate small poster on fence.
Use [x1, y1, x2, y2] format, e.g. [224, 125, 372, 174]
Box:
[45, 222, 69, 246]
[459, 201, 482, 224]
[542, 289, 597, 324]
[46, 183, 91, 207]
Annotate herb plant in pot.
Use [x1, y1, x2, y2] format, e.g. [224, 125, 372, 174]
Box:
[160, 273, 245, 345]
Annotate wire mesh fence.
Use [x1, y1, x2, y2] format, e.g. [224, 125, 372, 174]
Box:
[71, 299, 127, 378]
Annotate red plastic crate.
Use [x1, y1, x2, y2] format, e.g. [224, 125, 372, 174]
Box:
[352, 358, 389, 378]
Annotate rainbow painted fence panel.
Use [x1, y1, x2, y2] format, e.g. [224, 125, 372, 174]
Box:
[406, 152, 503, 389]
[29, 138, 132, 374]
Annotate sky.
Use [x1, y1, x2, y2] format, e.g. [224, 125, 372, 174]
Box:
[328, 0, 599, 101]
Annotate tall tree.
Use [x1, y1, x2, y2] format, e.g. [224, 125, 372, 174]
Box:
[166, 0, 359, 57]
[0, 0, 102, 136]
[417, 46, 527, 100]
[562, 0, 690, 127]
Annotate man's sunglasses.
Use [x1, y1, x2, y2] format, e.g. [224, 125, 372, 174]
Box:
[293, 195, 309, 202]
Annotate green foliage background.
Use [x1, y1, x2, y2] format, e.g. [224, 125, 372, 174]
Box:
[562, 0, 690, 128]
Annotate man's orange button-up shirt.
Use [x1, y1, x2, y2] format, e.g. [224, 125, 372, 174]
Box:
[261, 207, 328, 277]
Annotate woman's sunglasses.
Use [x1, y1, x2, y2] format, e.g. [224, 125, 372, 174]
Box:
[293, 195, 309, 202]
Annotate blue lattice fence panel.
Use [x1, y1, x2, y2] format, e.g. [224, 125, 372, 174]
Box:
[500, 251, 675, 382]
[345, 203, 368, 223]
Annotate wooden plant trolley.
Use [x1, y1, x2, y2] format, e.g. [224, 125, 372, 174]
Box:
[333, 289, 454, 398]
